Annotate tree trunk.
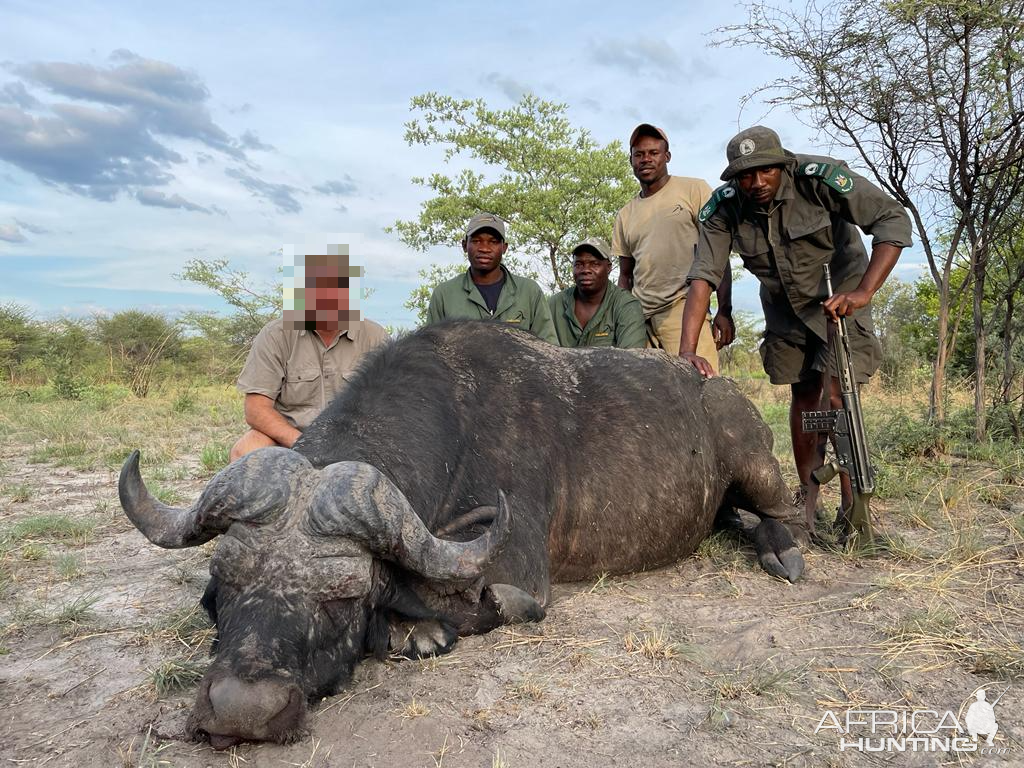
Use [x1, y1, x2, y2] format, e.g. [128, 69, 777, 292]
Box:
[549, 245, 564, 290]
[972, 256, 987, 441]
[931, 298, 950, 425]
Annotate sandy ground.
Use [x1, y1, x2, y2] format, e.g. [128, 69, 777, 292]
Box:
[1, 442, 1022, 768]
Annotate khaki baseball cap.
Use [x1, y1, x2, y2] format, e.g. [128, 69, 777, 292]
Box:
[720, 126, 798, 181]
[464, 212, 506, 240]
[629, 123, 669, 150]
[571, 236, 612, 261]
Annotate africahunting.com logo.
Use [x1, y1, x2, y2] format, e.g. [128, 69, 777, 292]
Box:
[814, 686, 1010, 754]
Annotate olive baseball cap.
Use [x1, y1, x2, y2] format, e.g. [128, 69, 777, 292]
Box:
[465, 212, 506, 240]
[720, 126, 798, 181]
[629, 123, 669, 150]
[571, 236, 612, 261]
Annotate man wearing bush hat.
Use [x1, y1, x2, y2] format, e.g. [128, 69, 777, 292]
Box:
[548, 236, 645, 348]
[679, 125, 913, 525]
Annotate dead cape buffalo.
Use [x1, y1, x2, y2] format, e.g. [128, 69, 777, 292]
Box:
[119, 320, 805, 748]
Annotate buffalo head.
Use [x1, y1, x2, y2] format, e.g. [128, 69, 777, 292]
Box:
[119, 448, 509, 748]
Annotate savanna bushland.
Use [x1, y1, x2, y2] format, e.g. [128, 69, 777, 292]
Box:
[0, 288, 1020, 766]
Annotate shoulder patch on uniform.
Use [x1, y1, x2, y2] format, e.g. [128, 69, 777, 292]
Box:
[698, 184, 738, 222]
[798, 161, 854, 194]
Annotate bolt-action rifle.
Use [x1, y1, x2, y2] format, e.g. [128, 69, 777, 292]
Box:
[801, 264, 875, 547]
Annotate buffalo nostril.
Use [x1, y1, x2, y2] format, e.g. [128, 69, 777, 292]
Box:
[207, 732, 243, 751]
[207, 677, 295, 736]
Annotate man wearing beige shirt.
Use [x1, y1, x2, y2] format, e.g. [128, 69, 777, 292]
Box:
[613, 124, 733, 366]
[231, 253, 389, 461]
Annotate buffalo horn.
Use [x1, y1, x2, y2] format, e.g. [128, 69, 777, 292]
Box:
[308, 462, 511, 581]
[119, 447, 310, 548]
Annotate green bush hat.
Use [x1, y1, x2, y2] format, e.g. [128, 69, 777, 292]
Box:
[571, 237, 612, 261]
[720, 126, 798, 181]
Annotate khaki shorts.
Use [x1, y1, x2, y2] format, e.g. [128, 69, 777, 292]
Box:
[759, 320, 880, 385]
[646, 297, 720, 371]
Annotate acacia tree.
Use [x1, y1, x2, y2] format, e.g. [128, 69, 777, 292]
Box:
[389, 93, 637, 299]
[717, 0, 1024, 437]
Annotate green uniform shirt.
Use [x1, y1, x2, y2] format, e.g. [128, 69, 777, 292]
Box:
[426, 265, 558, 344]
[548, 284, 646, 348]
[689, 155, 913, 343]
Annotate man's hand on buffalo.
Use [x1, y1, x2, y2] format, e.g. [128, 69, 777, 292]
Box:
[681, 351, 717, 378]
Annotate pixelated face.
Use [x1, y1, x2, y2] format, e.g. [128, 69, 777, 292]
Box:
[735, 165, 783, 205]
[305, 263, 349, 311]
[572, 248, 611, 293]
[630, 135, 670, 186]
[462, 229, 507, 276]
[283, 250, 363, 331]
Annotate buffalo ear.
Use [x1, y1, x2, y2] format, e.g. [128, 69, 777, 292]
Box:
[365, 610, 391, 660]
[365, 577, 457, 660]
[381, 575, 447, 622]
[200, 576, 221, 652]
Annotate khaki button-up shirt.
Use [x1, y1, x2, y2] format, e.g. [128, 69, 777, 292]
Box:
[688, 155, 913, 342]
[237, 317, 390, 429]
[548, 284, 646, 348]
[426, 265, 557, 344]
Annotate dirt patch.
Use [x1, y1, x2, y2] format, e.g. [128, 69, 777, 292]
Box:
[1, 442, 1022, 767]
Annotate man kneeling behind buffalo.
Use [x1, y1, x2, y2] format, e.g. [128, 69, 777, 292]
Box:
[231, 253, 389, 462]
[549, 237, 645, 348]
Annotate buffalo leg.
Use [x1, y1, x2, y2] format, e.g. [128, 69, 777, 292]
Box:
[752, 518, 804, 582]
[714, 508, 805, 583]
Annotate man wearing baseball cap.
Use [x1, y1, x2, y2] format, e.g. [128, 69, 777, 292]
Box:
[612, 123, 734, 364]
[680, 126, 912, 528]
[548, 236, 645, 348]
[427, 212, 557, 344]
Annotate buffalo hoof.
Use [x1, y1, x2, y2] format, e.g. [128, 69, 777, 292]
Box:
[753, 519, 805, 583]
[388, 618, 458, 659]
[486, 583, 546, 623]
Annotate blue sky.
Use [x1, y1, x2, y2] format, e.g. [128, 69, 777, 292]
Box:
[0, 1, 926, 329]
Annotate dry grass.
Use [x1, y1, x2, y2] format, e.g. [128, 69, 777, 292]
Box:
[395, 695, 430, 718]
[505, 676, 546, 701]
[623, 626, 699, 662]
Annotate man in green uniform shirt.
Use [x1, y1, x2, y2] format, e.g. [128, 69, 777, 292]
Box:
[426, 213, 557, 344]
[548, 237, 645, 348]
[680, 126, 912, 522]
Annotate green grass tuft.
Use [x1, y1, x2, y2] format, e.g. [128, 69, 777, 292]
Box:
[54, 553, 82, 580]
[4, 514, 96, 546]
[199, 442, 230, 474]
[4, 484, 31, 503]
[150, 659, 206, 696]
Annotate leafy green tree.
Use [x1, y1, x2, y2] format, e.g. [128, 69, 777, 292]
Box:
[177, 258, 280, 346]
[718, 0, 1024, 438]
[389, 92, 638, 303]
[0, 303, 44, 383]
[96, 311, 181, 397]
[47, 318, 100, 399]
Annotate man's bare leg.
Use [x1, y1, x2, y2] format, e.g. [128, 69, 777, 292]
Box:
[230, 429, 280, 462]
[790, 378, 854, 530]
